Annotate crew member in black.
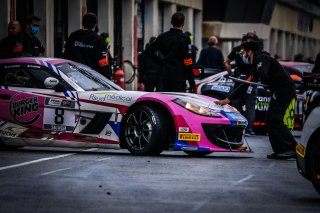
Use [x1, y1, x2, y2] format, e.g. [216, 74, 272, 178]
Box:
[0, 20, 23, 58]
[63, 13, 110, 79]
[138, 37, 162, 92]
[224, 32, 261, 136]
[215, 41, 297, 160]
[145, 12, 195, 92]
[19, 15, 45, 56]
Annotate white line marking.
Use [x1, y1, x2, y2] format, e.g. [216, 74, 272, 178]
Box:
[0, 148, 97, 172]
[0, 153, 75, 171]
[96, 157, 112, 162]
[40, 168, 71, 176]
[232, 174, 254, 185]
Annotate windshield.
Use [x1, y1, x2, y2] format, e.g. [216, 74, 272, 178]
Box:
[292, 65, 313, 73]
[55, 62, 123, 91]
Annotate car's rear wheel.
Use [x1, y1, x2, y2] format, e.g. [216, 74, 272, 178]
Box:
[309, 139, 320, 194]
[183, 151, 213, 157]
[121, 105, 167, 155]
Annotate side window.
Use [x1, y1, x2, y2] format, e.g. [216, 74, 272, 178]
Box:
[0, 64, 71, 90]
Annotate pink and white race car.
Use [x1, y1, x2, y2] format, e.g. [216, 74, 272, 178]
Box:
[0, 58, 248, 156]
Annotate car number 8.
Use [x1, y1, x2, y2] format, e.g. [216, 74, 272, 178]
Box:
[55, 108, 64, 124]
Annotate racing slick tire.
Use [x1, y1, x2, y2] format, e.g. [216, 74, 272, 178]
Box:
[183, 151, 213, 157]
[121, 105, 167, 155]
[309, 139, 320, 194]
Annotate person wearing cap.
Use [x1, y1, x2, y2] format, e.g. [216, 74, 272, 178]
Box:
[215, 40, 297, 160]
[63, 13, 110, 79]
[144, 12, 195, 92]
[223, 32, 261, 137]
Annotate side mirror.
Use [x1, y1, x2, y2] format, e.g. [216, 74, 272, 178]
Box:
[44, 77, 59, 89]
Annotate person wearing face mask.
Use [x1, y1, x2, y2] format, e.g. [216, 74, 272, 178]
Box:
[215, 41, 297, 160]
[18, 15, 45, 56]
[0, 20, 23, 58]
[63, 13, 110, 79]
[223, 31, 261, 137]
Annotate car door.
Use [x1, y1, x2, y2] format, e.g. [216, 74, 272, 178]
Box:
[0, 63, 79, 138]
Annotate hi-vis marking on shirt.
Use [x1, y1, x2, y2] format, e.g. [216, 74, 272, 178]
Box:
[99, 58, 108, 67]
[184, 58, 193, 66]
[178, 133, 200, 141]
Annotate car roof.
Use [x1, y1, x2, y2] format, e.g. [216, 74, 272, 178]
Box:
[0, 57, 71, 66]
[279, 61, 312, 67]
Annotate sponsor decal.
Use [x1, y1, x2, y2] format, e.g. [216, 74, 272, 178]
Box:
[178, 133, 200, 141]
[179, 127, 189, 132]
[0, 127, 16, 140]
[89, 93, 133, 103]
[47, 98, 62, 106]
[61, 100, 73, 107]
[9, 94, 40, 126]
[27, 65, 41, 69]
[105, 130, 112, 136]
[296, 143, 305, 158]
[255, 96, 270, 111]
[4, 65, 20, 68]
[211, 85, 230, 93]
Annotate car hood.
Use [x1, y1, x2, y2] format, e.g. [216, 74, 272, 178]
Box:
[78, 90, 237, 113]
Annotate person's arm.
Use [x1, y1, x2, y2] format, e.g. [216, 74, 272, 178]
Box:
[96, 38, 111, 79]
[182, 36, 195, 92]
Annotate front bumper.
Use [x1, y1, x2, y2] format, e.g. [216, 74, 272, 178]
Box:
[296, 143, 308, 178]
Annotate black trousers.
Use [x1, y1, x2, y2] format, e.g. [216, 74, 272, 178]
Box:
[163, 80, 187, 92]
[266, 86, 297, 153]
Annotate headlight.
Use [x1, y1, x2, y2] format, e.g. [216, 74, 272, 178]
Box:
[174, 99, 221, 118]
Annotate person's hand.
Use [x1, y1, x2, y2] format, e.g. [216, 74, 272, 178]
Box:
[214, 98, 230, 105]
[138, 82, 145, 91]
[189, 85, 196, 93]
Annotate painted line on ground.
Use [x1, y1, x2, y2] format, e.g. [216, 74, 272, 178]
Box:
[40, 167, 71, 176]
[232, 174, 254, 185]
[0, 148, 96, 172]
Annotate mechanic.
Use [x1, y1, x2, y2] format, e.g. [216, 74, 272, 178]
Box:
[63, 13, 110, 79]
[144, 12, 195, 92]
[18, 15, 45, 56]
[215, 41, 297, 160]
[0, 20, 22, 59]
[196, 35, 224, 71]
[223, 32, 261, 137]
[138, 37, 163, 92]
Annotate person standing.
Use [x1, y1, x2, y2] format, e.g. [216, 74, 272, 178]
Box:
[215, 41, 297, 160]
[63, 13, 110, 79]
[0, 21, 23, 59]
[312, 53, 320, 74]
[145, 12, 195, 93]
[223, 32, 261, 136]
[18, 15, 45, 56]
[138, 37, 162, 92]
[196, 35, 224, 71]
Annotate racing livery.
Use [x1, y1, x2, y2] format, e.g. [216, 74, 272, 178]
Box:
[195, 61, 313, 134]
[0, 57, 248, 156]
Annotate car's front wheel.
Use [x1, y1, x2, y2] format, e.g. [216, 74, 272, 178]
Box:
[121, 105, 167, 155]
[309, 139, 320, 194]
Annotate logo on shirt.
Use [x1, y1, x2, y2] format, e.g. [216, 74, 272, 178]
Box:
[74, 41, 94, 49]
[257, 62, 262, 69]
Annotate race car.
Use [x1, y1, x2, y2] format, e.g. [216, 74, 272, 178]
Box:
[0, 57, 249, 156]
[296, 73, 320, 194]
[195, 61, 313, 134]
